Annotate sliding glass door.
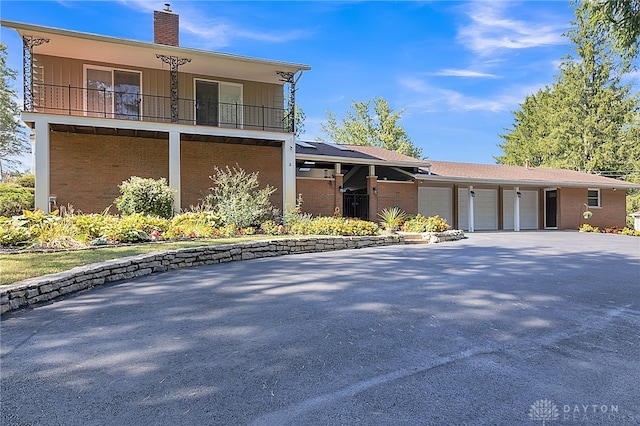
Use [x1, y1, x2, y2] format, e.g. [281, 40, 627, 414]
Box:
[195, 79, 243, 128]
[85, 66, 141, 120]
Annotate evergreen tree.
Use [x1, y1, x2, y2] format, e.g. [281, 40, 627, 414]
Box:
[0, 43, 29, 177]
[319, 97, 423, 158]
[497, 2, 640, 178]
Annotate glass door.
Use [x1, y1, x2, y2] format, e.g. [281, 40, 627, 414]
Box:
[219, 83, 242, 128]
[195, 80, 219, 126]
[114, 70, 141, 120]
[86, 68, 113, 118]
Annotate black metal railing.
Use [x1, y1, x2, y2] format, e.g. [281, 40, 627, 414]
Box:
[30, 83, 288, 132]
[343, 193, 369, 221]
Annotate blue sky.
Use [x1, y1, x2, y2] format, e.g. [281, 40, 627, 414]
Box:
[0, 0, 610, 167]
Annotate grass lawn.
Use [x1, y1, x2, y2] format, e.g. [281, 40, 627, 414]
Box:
[0, 236, 283, 286]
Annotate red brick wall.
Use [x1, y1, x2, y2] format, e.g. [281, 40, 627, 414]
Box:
[180, 140, 282, 209]
[154, 10, 179, 46]
[377, 182, 418, 214]
[296, 178, 336, 217]
[50, 132, 169, 213]
[559, 187, 627, 229]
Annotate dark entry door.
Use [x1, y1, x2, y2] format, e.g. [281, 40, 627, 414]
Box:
[195, 80, 219, 126]
[545, 190, 558, 228]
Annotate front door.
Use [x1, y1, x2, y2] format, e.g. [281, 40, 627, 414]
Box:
[545, 189, 558, 228]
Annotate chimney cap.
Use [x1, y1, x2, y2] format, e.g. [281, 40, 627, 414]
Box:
[163, 3, 172, 12]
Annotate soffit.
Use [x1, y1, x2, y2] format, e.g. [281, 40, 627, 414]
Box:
[2, 20, 310, 84]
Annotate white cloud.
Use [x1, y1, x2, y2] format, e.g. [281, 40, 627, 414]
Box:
[433, 69, 498, 78]
[118, 0, 310, 49]
[457, 2, 566, 56]
[398, 75, 531, 113]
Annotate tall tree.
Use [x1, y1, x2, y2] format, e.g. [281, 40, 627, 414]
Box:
[591, 0, 640, 65]
[0, 43, 29, 177]
[497, 2, 640, 178]
[319, 97, 423, 158]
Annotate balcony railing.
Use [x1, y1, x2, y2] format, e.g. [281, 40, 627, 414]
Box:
[29, 83, 289, 132]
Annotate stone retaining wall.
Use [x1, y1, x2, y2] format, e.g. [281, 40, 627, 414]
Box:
[1, 235, 402, 316]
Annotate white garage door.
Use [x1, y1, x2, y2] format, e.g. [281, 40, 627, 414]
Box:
[418, 187, 453, 225]
[503, 190, 539, 230]
[457, 188, 498, 231]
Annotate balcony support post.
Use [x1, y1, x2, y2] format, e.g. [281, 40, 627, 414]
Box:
[22, 36, 49, 112]
[282, 134, 296, 218]
[33, 119, 51, 213]
[156, 55, 191, 123]
[168, 131, 181, 213]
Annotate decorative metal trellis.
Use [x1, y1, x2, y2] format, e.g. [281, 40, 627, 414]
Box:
[156, 54, 191, 123]
[23, 35, 50, 112]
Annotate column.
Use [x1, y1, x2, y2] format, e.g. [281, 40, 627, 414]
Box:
[282, 134, 296, 212]
[168, 131, 181, 213]
[334, 163, 343, 216]
[367, 165, 377, 221]
[34, 120, 50, 212]
[514, 186, 521, 232]
[468, 185, 475, 233]
[156, 55, 191, 123]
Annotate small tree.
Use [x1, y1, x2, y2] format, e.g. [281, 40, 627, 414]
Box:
[0, 43, 30, 176]
[206, 165, 275, 228]
[115, 176, 175, 218]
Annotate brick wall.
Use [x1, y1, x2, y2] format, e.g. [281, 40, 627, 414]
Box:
[559, 187, 627, 229]
[50, 132, 169, 213]
[154, 10, 179, 46]
[296, 178, 336, 217]
[377, 181, 418, 214]
[180, 140, 283, 209]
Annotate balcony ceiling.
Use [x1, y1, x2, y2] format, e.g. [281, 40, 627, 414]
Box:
[2, 20, 310, 85]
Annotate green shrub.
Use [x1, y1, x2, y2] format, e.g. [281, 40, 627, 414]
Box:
[260, 220, 281, 235]
[166, 211, 222, 239]
[71, 213, 109, 240]
[115, 176, 175, 219]
[0, 184, 34, 217]
[15, 174, 35, 188]
[289, 216, 380, 236]
[620, 227, 640, 236]
[34, 218, 86, 249]
[0, 217, 33, 246]
[377, 206, 407, 230]
[103, 213, 170, 243]
[205, 165, 276, 228]
[403, 214, 450, 233]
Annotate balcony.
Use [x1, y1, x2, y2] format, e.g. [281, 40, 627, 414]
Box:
[28, 83, 289, 132]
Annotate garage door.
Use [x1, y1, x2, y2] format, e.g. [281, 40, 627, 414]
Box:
[503, 190, 539, 230]
[457, 188, 498, 231]
[418, 187, 453, 225]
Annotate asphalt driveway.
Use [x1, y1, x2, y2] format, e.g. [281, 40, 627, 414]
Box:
[1, 231, 639, 425]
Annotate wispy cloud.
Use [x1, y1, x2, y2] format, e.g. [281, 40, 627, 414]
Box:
[118, 0, 310, 49]
[433, 69, 498, 78]
[398, 75, 528, 113]
[457, 2, 566, 57]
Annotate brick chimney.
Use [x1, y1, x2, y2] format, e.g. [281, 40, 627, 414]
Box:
[154, 4, 179, 46]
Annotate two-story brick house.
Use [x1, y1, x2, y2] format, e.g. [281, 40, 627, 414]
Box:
[2, 6, 310, 214]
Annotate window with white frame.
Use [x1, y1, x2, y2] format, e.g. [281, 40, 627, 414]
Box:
[84, 65, 142, 120]
[587, 188, 601, 208]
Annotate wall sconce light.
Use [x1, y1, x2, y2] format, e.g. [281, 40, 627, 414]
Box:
[516, 191, 522, 198]
[372, 187, 378, 194]
[470, 190, 475, 197]
[339, 186, 346, 193]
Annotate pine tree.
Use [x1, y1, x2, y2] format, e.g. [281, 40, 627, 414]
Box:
[497, 2, 640, 179]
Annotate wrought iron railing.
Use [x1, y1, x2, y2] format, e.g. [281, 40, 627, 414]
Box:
[29, 83, 288, 132]
[343, 193, 370, 221]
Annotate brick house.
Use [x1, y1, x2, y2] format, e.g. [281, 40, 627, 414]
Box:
[296, 142, 640, 231]
[2, 6, 310, 214]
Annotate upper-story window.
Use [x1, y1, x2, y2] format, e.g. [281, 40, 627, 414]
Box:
[85, 66, 142, 120]
[587, 188, 601, 208]
[195, 79, 243, 128]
